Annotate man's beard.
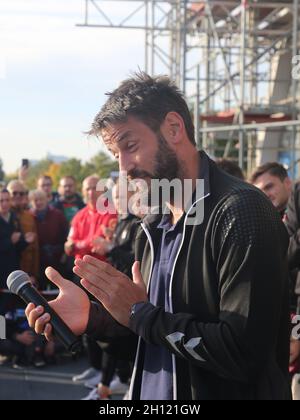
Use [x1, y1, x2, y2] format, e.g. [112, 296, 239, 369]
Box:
[128, 133, 182, 182]
[154, 133, 182, 181]
[128, 133, 183, 210]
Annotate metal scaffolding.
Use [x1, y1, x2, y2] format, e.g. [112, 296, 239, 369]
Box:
[78, 0, 300, 177]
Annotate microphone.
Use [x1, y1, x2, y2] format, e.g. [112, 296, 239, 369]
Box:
[7, 270, 82, 354]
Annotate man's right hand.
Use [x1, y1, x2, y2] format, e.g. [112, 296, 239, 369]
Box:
[25, 267, 91, 342]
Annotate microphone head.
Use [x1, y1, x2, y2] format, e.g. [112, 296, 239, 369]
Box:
[7, 270, 31, 295]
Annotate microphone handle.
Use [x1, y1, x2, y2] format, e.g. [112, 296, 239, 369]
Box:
[20, 285, 82, 354]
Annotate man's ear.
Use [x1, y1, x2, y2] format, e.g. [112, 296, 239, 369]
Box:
[160, 112, 185, 145]
[284, 176, 293, 194]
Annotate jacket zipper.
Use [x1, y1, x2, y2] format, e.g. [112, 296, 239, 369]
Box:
[130, 193, 210, 400]
[128, 222, 155, 400]
[168, 193, 211, 400]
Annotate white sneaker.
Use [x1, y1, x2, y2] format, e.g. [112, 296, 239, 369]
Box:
[110, 377, 130, 395]
[73, 368, 100, 383]
[84, 372, 103, 389]
[81, 388, 99, 401]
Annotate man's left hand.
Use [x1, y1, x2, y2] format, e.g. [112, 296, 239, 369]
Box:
[73, 255, 148, 327]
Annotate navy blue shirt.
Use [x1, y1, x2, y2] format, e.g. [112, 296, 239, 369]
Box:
[140, 214, 184, 400]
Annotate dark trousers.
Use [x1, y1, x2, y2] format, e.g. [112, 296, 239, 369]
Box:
[86, 336, 103, 371]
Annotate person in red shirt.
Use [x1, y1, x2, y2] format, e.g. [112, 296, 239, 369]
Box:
[65, 175, 117, 389]
[65, 175, 117, 262]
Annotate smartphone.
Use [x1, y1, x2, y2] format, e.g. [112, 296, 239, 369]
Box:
[21, 159, 29, 169]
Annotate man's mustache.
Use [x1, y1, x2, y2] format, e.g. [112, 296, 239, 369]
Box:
[127, 170, 153, 180]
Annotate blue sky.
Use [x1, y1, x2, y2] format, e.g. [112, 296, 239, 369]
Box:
[0, 0, 145, 173]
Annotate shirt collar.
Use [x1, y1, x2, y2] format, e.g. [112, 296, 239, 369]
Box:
[157, 213, 185, 233]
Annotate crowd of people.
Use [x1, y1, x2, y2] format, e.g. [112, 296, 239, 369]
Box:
[0, 171, 140, 398]
[4, 73, 299, 401]
[1, 155, 300, 399]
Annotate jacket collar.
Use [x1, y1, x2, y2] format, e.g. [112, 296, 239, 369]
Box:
[198, 150, 211, 197]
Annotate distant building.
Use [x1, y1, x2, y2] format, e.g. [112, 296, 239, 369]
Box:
[46, 153, 68, 164]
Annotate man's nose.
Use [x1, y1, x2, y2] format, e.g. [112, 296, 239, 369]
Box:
[119, 153, 134, 174]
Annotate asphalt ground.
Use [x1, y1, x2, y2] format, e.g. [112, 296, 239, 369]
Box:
[0, 356, 93, 400]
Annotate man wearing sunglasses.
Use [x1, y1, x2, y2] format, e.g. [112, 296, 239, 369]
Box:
[7, 181, 39, 287]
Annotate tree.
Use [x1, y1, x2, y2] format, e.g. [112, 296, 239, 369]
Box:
[4, 152, 118, 192]
[81, 152, 118, 180]
[55, 159, 83, 190]
[26, 159, 54, 190]
[46, 163, 62, 189]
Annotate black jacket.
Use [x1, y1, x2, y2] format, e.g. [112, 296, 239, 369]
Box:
[285, 182, 300, 314]
[285, 181, 300, 270]
[0, 212, 27, 289]
[96, 215, 140, 361]
[88, 151, 291, 400]
[108, 214, 140, 278]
